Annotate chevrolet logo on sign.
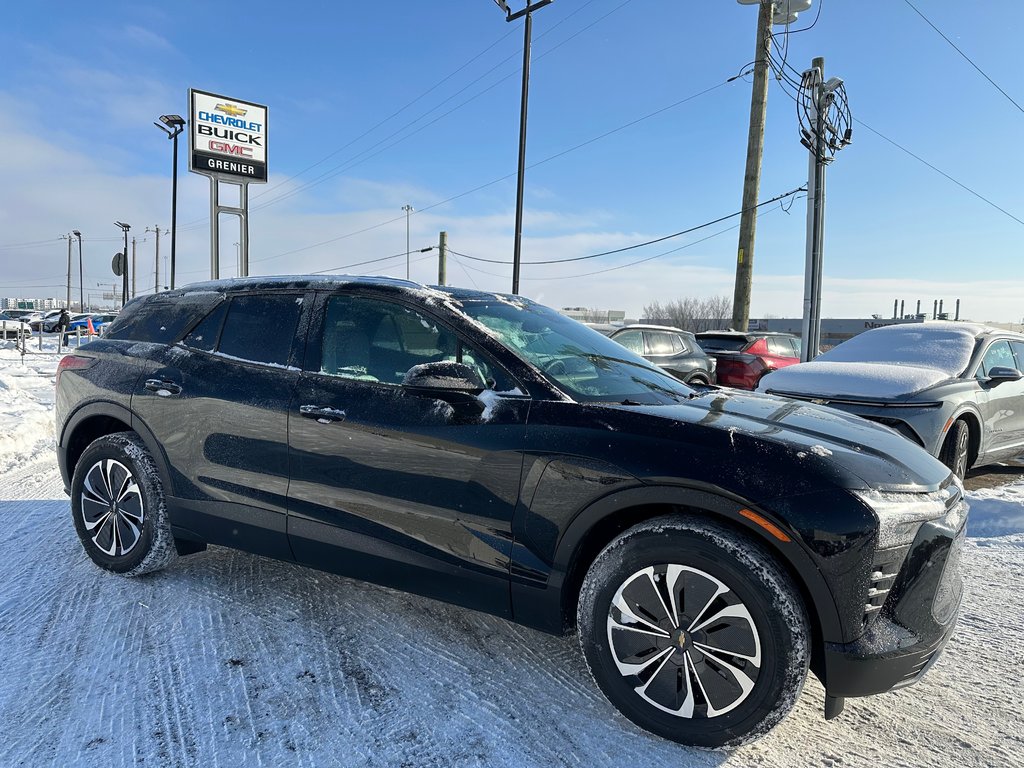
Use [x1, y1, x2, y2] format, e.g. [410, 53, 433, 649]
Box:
[215, 103, 247, 117]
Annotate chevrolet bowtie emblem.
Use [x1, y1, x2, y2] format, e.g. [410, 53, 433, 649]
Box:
[215, 103, 247, 117]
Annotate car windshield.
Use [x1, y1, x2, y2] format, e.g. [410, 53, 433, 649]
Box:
[819, 324, 978, 375]
[460, 299, 694, 404]
[696, 335, 748, 352]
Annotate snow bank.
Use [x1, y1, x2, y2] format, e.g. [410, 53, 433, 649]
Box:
[967, 480, 1024, 537]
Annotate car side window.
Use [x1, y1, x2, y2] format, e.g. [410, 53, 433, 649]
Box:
[646, 332, 675, 356]
[1011, 341, 1024, 371]
[977, 340, 1016, 379]
[320, 295, 513, 389]
[768, 337, 795, 356]
[670, 334, 686, 354]
[182, 301, 228, 352]
[217, 294, 302, 368]
[613, 330, 644, 355]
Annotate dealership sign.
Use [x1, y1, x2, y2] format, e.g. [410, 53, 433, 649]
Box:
[189, 89, 268, 182]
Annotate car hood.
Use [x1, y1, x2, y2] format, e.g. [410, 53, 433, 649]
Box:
[758, 360, 952, 400]
[600, 388, 950, 493]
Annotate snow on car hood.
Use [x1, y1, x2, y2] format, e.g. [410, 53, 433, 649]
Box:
[759, 360, 954, 400]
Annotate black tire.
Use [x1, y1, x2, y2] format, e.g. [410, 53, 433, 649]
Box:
[577, 516, 809, 749]
[71, 432, 178, 575]
[939, 420, 971, 480]
[687, 375, 711, 386]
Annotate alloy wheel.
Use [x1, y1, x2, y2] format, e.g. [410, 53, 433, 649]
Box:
[80, 458, 145, 557]
[606, 564, 761, 718]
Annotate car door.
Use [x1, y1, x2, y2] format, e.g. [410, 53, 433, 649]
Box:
[286, 291, 531, 616]
[131, 291, 307, 559]
[974, 339, 1024, 460]
[644, 330, 696, 381]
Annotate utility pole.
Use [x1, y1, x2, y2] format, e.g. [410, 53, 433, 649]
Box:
[493, 0, 554, 295]
[798, 56, 851, 360]
[438, 231, 448, 286]
[402, 204, 413, 279]
[731, 0, 774, 333]
[146, 226, 162, 295]
[801, 58, 824, 361]
[131, 237, 138, 299]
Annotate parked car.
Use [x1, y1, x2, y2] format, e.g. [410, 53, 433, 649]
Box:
[65, 312, 118, 336]
[3, 309, 35, 320]
[0, 312, 32, 339]
[610, 324, 716, 384]
[28, 308, 65, 332]
[56, 277, 965, 748]
[759, 322, 1024, 478]
[695, 331, 801, 390]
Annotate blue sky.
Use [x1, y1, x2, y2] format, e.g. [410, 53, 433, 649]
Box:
[1, 0, 1022, 321]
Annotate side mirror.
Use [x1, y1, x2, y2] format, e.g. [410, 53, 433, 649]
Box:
[402, 361, 485, 394]
[986, 366, 1023, 386]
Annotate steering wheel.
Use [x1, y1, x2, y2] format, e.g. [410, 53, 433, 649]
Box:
[543, 359, 568, 376]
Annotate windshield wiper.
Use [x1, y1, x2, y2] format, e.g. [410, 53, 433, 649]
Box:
[620, 398, 644, 406]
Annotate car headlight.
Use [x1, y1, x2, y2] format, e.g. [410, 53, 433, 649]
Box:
[853, 484, 965, 548]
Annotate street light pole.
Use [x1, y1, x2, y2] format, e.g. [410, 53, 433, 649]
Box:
[494, 0, 553, 295]
[402, 204, 413, 279]
[72, 230, 83, 311]
[154, 114, 186, 290]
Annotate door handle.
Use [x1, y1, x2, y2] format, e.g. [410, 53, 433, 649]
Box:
[144, 379, 182, 396]
[299, 405, 346, 423]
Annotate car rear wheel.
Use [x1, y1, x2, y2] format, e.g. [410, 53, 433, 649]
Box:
[71, 432, 177, 575]
[577, 516, 809, 749]
[939, 419, 971, 479]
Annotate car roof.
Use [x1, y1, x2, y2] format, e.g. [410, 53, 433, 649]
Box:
[165, 274, 536, 305]
[695, 331, 796, 339]
[613, 324, 694, 335]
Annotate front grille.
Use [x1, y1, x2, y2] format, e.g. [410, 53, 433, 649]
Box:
[863, 545, 910, 626]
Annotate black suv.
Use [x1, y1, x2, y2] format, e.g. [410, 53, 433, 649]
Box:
[609, 324, 716, 385]
[56, 276, 966, 748]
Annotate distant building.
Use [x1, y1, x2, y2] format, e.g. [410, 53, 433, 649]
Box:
[1, 297, 63, 311]
[560, 307, 627, 324]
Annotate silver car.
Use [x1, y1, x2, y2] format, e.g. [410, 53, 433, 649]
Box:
[759, 322, 1024, 478]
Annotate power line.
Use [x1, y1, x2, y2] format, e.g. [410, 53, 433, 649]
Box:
[447, 187, 805, 266]
[854, 118, 1024, 227]
[177, 0, 617, 231]
[248, 73, 746, 266]
[902, 0, 1024, 115]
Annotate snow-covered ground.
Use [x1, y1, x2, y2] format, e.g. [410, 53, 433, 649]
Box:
[1, 338, 1022, 767]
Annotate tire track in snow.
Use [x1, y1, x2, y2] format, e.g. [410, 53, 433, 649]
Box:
[1, 451, 1022, 767]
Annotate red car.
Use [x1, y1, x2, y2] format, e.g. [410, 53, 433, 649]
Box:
[695, 331, 801, 389]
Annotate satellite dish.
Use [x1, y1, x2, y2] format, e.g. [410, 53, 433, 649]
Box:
[112, 252, 126, 276]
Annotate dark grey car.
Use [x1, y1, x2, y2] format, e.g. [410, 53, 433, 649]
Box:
[760, 322, 1024, 478]
[609, 324, 716, 384]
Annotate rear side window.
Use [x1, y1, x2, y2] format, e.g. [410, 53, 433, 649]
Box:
[217, 294, 302, 368]
[103, 292, 223, 343]
[646, 332, 676, 356]
[767, 337, 795, 356]
[182, 301, 229, 352]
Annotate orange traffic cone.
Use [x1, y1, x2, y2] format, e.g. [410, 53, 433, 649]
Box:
[86, 316, 96, 336]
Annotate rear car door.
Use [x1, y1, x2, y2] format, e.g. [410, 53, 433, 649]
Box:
[645, 330, 698, 381]
[287, 291, 530, 616]
[131, 291, 307, 559]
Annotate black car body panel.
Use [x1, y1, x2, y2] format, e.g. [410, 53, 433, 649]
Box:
[55, 276, 964, 707]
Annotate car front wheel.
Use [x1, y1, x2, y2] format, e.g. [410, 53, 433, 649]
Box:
[939, 419, 971, 479]
[577, 515, 809, 749]
[71, 432, 178, 575]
